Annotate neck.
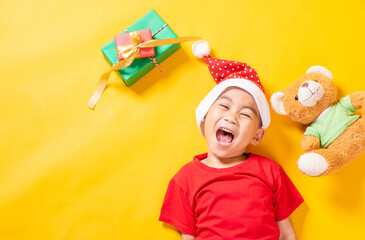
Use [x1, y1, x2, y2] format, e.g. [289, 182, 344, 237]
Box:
[203, 149, 249, 168]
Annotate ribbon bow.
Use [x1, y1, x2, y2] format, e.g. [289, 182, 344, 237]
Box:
[116, 31, 144, 59]
[87, 32, 201, 110]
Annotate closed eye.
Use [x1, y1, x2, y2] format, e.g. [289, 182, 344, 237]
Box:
[219, 104, 229, 109]
[240, 113, 251, 118]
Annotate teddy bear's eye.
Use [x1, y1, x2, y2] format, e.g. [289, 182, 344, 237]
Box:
[295, 95, 298, 100]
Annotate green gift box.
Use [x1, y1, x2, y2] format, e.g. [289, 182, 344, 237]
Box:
[101, 9, 181, 87]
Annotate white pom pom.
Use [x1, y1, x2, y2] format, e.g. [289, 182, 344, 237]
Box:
[192, 40, 211, 58]
[306, 65, 333, 79]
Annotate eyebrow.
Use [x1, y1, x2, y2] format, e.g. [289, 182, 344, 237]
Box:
[219, 95, 232, 102]
[218, 95, 259, 117]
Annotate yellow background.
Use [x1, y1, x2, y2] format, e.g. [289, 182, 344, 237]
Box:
[1, 0, 365, 239]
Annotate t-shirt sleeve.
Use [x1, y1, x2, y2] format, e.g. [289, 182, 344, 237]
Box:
[159, 179, 196, 236]
[273, 166, 304, 221]
[339, 95, 356, 112]
[303, 124, 320, 139]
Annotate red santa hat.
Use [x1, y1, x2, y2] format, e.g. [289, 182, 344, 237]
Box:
[192, 40, 271, 134]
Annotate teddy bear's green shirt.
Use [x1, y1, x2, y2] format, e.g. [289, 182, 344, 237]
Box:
[303, 95, 360, 148]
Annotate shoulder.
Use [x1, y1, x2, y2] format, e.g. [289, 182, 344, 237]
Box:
[251, 153, 282, 171]
[249, 153, 284, 185]
[174, 160, 195, 177]
[170, 159, 197, 189]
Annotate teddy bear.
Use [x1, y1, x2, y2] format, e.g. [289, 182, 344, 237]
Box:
[270, 66, 365, 177]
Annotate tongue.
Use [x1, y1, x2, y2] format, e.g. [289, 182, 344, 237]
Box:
[217, 130, 233, 143]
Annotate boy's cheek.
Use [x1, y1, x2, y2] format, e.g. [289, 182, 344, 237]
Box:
[202, 121, 215, 140]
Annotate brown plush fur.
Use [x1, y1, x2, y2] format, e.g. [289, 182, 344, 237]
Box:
[282, 73, 337, 125]
[271, 67, 365, 177]
[323, 116, 365, 175]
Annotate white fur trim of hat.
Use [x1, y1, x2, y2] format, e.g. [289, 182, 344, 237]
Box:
[196, 78, 271, 135]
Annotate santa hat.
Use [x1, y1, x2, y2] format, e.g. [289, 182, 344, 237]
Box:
[192, 40, 271, 134]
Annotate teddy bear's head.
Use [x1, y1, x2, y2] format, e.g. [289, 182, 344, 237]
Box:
[271, 66, 337, 125]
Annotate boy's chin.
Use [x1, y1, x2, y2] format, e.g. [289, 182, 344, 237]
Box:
[209, 148, 245, 159]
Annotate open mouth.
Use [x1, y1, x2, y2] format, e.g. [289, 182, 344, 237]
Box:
[216, 127, 235, 145]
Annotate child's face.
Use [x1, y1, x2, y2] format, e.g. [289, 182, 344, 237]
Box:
[202, 87, 265, 159]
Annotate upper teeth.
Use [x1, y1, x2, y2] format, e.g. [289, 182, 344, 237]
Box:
[220, 128, 234, 136]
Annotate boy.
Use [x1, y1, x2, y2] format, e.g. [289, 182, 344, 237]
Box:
[159, 43, 304, 240]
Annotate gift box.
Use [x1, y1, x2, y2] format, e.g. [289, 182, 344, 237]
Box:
[115, 29, 155, 60]
[88, 10, 200, 110]
[101, 9, 181, 87]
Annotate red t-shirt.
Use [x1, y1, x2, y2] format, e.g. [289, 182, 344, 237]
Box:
[159, 153, 304, 240]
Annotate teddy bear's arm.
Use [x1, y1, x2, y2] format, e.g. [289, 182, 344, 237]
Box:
[349, 91, 365, 110]
[301, 135, 320, 152]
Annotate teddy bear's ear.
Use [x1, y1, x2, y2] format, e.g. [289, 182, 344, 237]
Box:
[270, 92, 287, 115]
[306, 65, 332, 79]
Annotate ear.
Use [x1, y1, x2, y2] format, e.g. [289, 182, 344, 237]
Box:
[270, 92, 287, 115]
[251, 128, 265, 146]
[306, 65, 332, 79]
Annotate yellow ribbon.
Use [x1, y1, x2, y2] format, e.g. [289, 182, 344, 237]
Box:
[87, 31, 201, 110]
[116, 31, 143, 59]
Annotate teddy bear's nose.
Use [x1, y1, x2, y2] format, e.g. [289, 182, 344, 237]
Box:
[301, 82, 309, 88]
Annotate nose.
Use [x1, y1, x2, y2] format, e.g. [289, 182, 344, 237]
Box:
[224, 115, 237, 125]
[301, 82, 309, 88]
